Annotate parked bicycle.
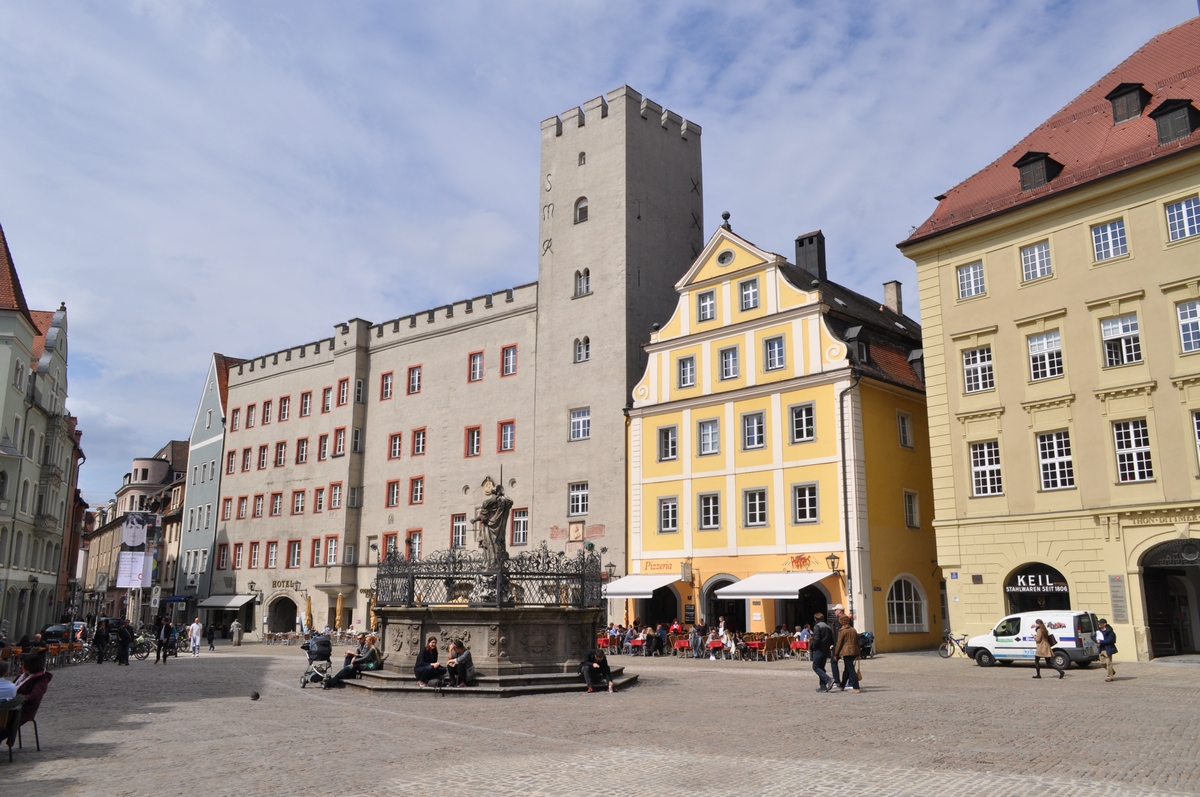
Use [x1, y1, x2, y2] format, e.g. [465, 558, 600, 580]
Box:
[133, 631, 154, 661]
[939, 630, 970, 658]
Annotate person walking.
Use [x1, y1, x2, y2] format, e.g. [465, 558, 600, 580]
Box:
[156, 619, 175, 664]
[833, 615, 861, 693]
[809, 612, 836, 692]
[115, 619, 133, 666]
[1032, 619, 1064, 679]
[189, 617, 203, 657]
[206, 622, 217, 652]
[93, 620, 110, 664]
[1095, 618, 1118, 683]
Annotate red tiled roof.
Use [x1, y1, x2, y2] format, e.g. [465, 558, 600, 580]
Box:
[903, 17, 1200, 244]
[214, 352, 246, 413]
[0, 223, 35, 327]
[29, 309, 55, 363]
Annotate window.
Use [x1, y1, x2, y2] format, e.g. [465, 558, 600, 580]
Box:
[1037, 430, 1075, 490]
[511, 509, 529, 545]
[233, 543, 243, 569]
[658, 426, 677, 461]
[698, 494, 720, 530]
[267, 542, 278, 569]
[407, 531, 422, 561]
[296, 438, 308, 464]
[253, 495, 264, 518]
[962, 347, 994, 393]
[697, 291, 716, 322]
[412, 428, 426, 456]
[258, 446, 268, 469]
[886, 578, 926, 633]
[897, 412, 913, 448]
[231, 408, 240, 430]
[1109, 86, 1144, 123]
[287, 541, 301, 569]
[792, 484, 817, 524]
[279, 396, 290, 421]
[569, 408, 591, 441]
[1179, 301, 1200, 353]
[1017, 156, 1053, 191]
[1092, 219, 1128, 261]
[300, 392, 312, 416]
[237, 497, 247, 519]
[330, 484, 343, 509]
[217, 545, 228, 569]
[1102, 314, 1142, 366]
[355, 379, 364, 404]
[719, 347, 739, 380]
[381, 373, 394, 400]
[387, 481, 400, 507]
[451, 514, 468, 548]
[574, 269, 590, 297]
[383, 533, 398, 557]
[1114, 419, 1154, 482]
[389, 434, 403, 459]
[678, 356, 696, 388]
[262, 400, 272, 424]
[790, 404, 815, 443]
[956, 262, 985, 299]
[574, 197, 588, 223]
[275, 442, 287, 467]
[1194, 412, 1200, 467]
[314, 488, 324, 512]
[658, 497, 678, 533]
[499, 345, 517, 376]
[499, 421, 515, 452]
[1026, 331, 1064, 381]
[312, 539, 322, 567]
[222, 498, 232, 521]
[246, 405, 256, 427]
[578, 151, 585, 165]
[1167, 196, 1200, 241]
[465, 426, 481, 457]
[468, 352, 484, 382]
[744, 489, 768, 526]
[271, 493, 283, 516]
[348, 486, 360, 509]
[335, 428, 346, 456]
[903, 491, 919, 528]
[1153, 101, 1196, 145]
[742, 412, 765, 449]
[698, 419, 720, 455]
[739, 279, 759, 311]
[568, 482, 589, 516]
[410, 477, 424, 505]
[322, 387, 333, 412]
[337, 379, 349, 406]
[352, 428, 362, 453]
[292, 491, 305, 514]
[574, 337, 590, 363]
[408, 366, 422, 394]
[970, 441, 1003, 496]
[318, 435, 329, 461]
[227, 451, 236, 474]
[764, 337, 785, 371]
[1020, 241, 1053, 281]
[250, 542, 260, 568]
[326, 537, 338, 565]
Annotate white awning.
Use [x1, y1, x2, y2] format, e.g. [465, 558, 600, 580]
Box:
[196, 594, 257, 609]
[603, 574, 682, 599]
[714, 572, 833, 599]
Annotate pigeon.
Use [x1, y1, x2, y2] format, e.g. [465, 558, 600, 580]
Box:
[250, 691, 260, 700]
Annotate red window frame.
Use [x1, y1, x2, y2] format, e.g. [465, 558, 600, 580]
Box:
[329, 481, 344, 510]
[322, 386, 333, 413]
[275, 441, 287, 467]
[388, 433, 403, 460]
[497, 419, 516, 453]
[242, 448, 252, 472]
[501, 344, 518, 377]
[249, 541, 260, 569]
[318, 434, 329, 461]
[300, 391, 312, 417]
[233, 543, 243, 570]
[314, 487, 325, 513]
[262, 399, 272, 425]
[266, 541, 279, 569]
[464, 425, 482, 458]
[337, 378, 350, 406]
[296, 437, 309, 464]
[230, 407, 241, 431]
[237, 496, 248, 519]
[380, 371, 394, 401]
[409, 476, 424, 506]
[385, 480, 400, 507]
[334, 427, 346, 456]
[411, 427, 426, 456]
[258, 445, 268, 470]
[226, 451, 236, 475]
[246, 403, 256, 428]
[467, 351, 484, 383]
[291, 490, 305, 515]
[450, 514, 468, 548]
[510, 507, 530, 546]
[407, 365, 422, 395]
[311, 539, 322, 567]
[382, 532, 399, 558]
[405, 529, 423, 561]
[279, 395, 291, 422]
[252, 494, 264, 518]
[270, 492, 283, 517]
[325, 535, 339, 565]
[222, 498, 233, 520]
[285, 539, 302, 569]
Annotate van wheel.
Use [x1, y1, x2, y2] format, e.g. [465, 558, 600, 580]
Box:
[975, 650, 995, 667]
[1052, 651, 1070, 670]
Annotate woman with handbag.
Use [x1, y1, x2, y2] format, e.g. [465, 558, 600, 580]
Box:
[1032, 619, 1064, 679]
[833, 615, 861, 693]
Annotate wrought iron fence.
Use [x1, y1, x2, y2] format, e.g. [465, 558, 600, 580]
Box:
[373, 542, 604, 609]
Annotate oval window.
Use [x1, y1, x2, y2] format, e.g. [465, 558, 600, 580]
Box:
[716, 249, 735, 266]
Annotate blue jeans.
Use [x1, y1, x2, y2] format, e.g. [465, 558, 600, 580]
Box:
[830, 654, 841, 685]
[811, 650, 832, 687]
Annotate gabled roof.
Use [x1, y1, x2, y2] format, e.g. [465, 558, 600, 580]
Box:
[213, 352, 246, 414]
[903, 16, 1200, 245]
[29, 309, 55, 362]
[0, 223, 35, 327]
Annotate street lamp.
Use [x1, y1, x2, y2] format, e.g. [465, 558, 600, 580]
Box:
[604, 561, 617, 580]
[825, 552, 841, 574]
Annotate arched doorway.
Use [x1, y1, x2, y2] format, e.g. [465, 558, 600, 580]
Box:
[267, 596, 297, 633]
[1005, 562, 1070, 614]
[776, 584, 832, 632]
[703, 577, 746, 632]
[1142, 540, 1200, 658]
[641, 585, 680, 628]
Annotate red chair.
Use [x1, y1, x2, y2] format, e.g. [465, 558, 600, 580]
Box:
[16, 669, 51, 753]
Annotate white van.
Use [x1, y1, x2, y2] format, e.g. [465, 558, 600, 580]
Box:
[965, 611, 1100, 669]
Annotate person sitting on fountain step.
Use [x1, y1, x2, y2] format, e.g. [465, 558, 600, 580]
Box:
[414, 636, 446, 687]
[446, 639, 475, 687]
[579, 649, 615, 693]
[325, 634, 381, 689]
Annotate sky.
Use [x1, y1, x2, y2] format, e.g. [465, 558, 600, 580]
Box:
[0, 0, 1193, 504]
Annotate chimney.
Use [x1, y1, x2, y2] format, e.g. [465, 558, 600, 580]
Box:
[883, 281, 903, 315]
[795, 230, 827, 282]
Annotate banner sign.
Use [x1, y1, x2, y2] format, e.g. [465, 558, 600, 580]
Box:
[115, 512, 161, 588]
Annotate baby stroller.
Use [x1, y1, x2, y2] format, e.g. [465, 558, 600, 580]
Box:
[300, 634, 333, 688]
[857, 631, 875, 659]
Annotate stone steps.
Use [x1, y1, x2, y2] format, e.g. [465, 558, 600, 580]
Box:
[343, 665, 638, 698]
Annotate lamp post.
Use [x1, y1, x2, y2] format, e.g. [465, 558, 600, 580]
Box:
[825, 553, 846, 610]
[604, 561, 617, 580]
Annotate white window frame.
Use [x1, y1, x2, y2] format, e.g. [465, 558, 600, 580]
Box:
[658, 426, 678, 461]
[451, 515, 468, 548]
[764, 336, 785, 371]
[658, 497, 678, 533]
[293, 491, 305, 514]
[698, 493, 720, 530]
[698, 419, 720, 456]
[502, 345, 517, 375]
[327, 537, 338, 565]
[970, 440, 1003, 496]
[466, 427, 481, 457]
[1028, 330, 1064, 381]
[568, 482, 589, 516]
[500, 422, 515, 452]
[962, 346, 995, 393]
[390, 434, 403, 459]
[574, 338, 590, 363]
[956, 261, 985, 299]
[1178, 300, 1200, 353]
[1037, 430, 1075, 490]
[410, 478, 423, 505]
[719, 346, 739, 380]
[897, 412, 913, 448]
[790, 403, 815, 443]
[408, 367, 422, 394]
[381, 373, 393, 399]
[697, 291, 716, 322]
[1092, 219, 1128, 261]
[1020, 240, 1053, 282]
[677, 356, 696, 388]
[1113, 419, 1154, 482]
[1101, 314, 1142, 366]
[1166, 196, 1200, 241]
[469, 352, 484, 382]
[743, 488, 768, 527]
[792, 483, 818, 524]
[412, 429, 426, 455]
[569, 408, 591, 441]
[739, 278, 759, 311]
[886, 577, 927, 634]
[511, 509, 529, 545]
[903, 490, 919, 529]
[742, 412, 765, 450]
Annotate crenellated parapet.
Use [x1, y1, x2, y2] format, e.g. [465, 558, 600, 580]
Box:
[366, 282, 538, 351]
[540, 85, 701, 141]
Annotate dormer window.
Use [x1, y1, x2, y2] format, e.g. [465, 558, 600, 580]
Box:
[1013, 152, 1063, 191]
[1106, 83, 1150, 124]
[1150, 99, 1198, 145]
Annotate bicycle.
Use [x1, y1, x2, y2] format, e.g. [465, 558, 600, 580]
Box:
[133, 633, 154, 661]
[939, 631, 970, 658]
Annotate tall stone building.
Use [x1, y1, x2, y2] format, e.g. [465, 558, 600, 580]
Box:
[900, 18, 1200, 660]
[205, 87, 703, 635]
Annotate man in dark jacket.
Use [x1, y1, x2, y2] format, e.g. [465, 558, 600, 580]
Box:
[93, 620, 110, 664]
[810, 613, 835, 692]
[579, 650, 615, 693]
[447, 639, 475, 687]
[1095, 618, 1118, 682]
[115, 619, 133, 665]
[155, 619, 175, 664]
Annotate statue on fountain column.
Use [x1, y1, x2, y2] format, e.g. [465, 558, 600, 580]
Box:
[473, 475, 513, 571]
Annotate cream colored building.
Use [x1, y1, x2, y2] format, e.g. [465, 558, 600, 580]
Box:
[900, 18, 1200, 660]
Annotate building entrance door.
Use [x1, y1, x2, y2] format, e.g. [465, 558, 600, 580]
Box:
[705, 580, 746, 632]
[267, 596, 297, 633]
[1005, 562, 1071, 614]
[642, 585, 679, 628]
[777, 586, 830, 631]
[1141, 540, 1200, 658]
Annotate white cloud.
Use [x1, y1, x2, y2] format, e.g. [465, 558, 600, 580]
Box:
[0, 0, 1192, 500]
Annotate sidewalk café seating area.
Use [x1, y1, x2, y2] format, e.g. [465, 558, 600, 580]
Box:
[1, 641, 86, 670]
[598, 629, 810, 662]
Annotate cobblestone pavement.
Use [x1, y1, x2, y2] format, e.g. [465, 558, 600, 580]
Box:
[6, 644, 1200, 796]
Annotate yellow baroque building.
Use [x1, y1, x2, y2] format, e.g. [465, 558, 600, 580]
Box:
[899, 18, 1200, 661]
[617, 223, 941, 652]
